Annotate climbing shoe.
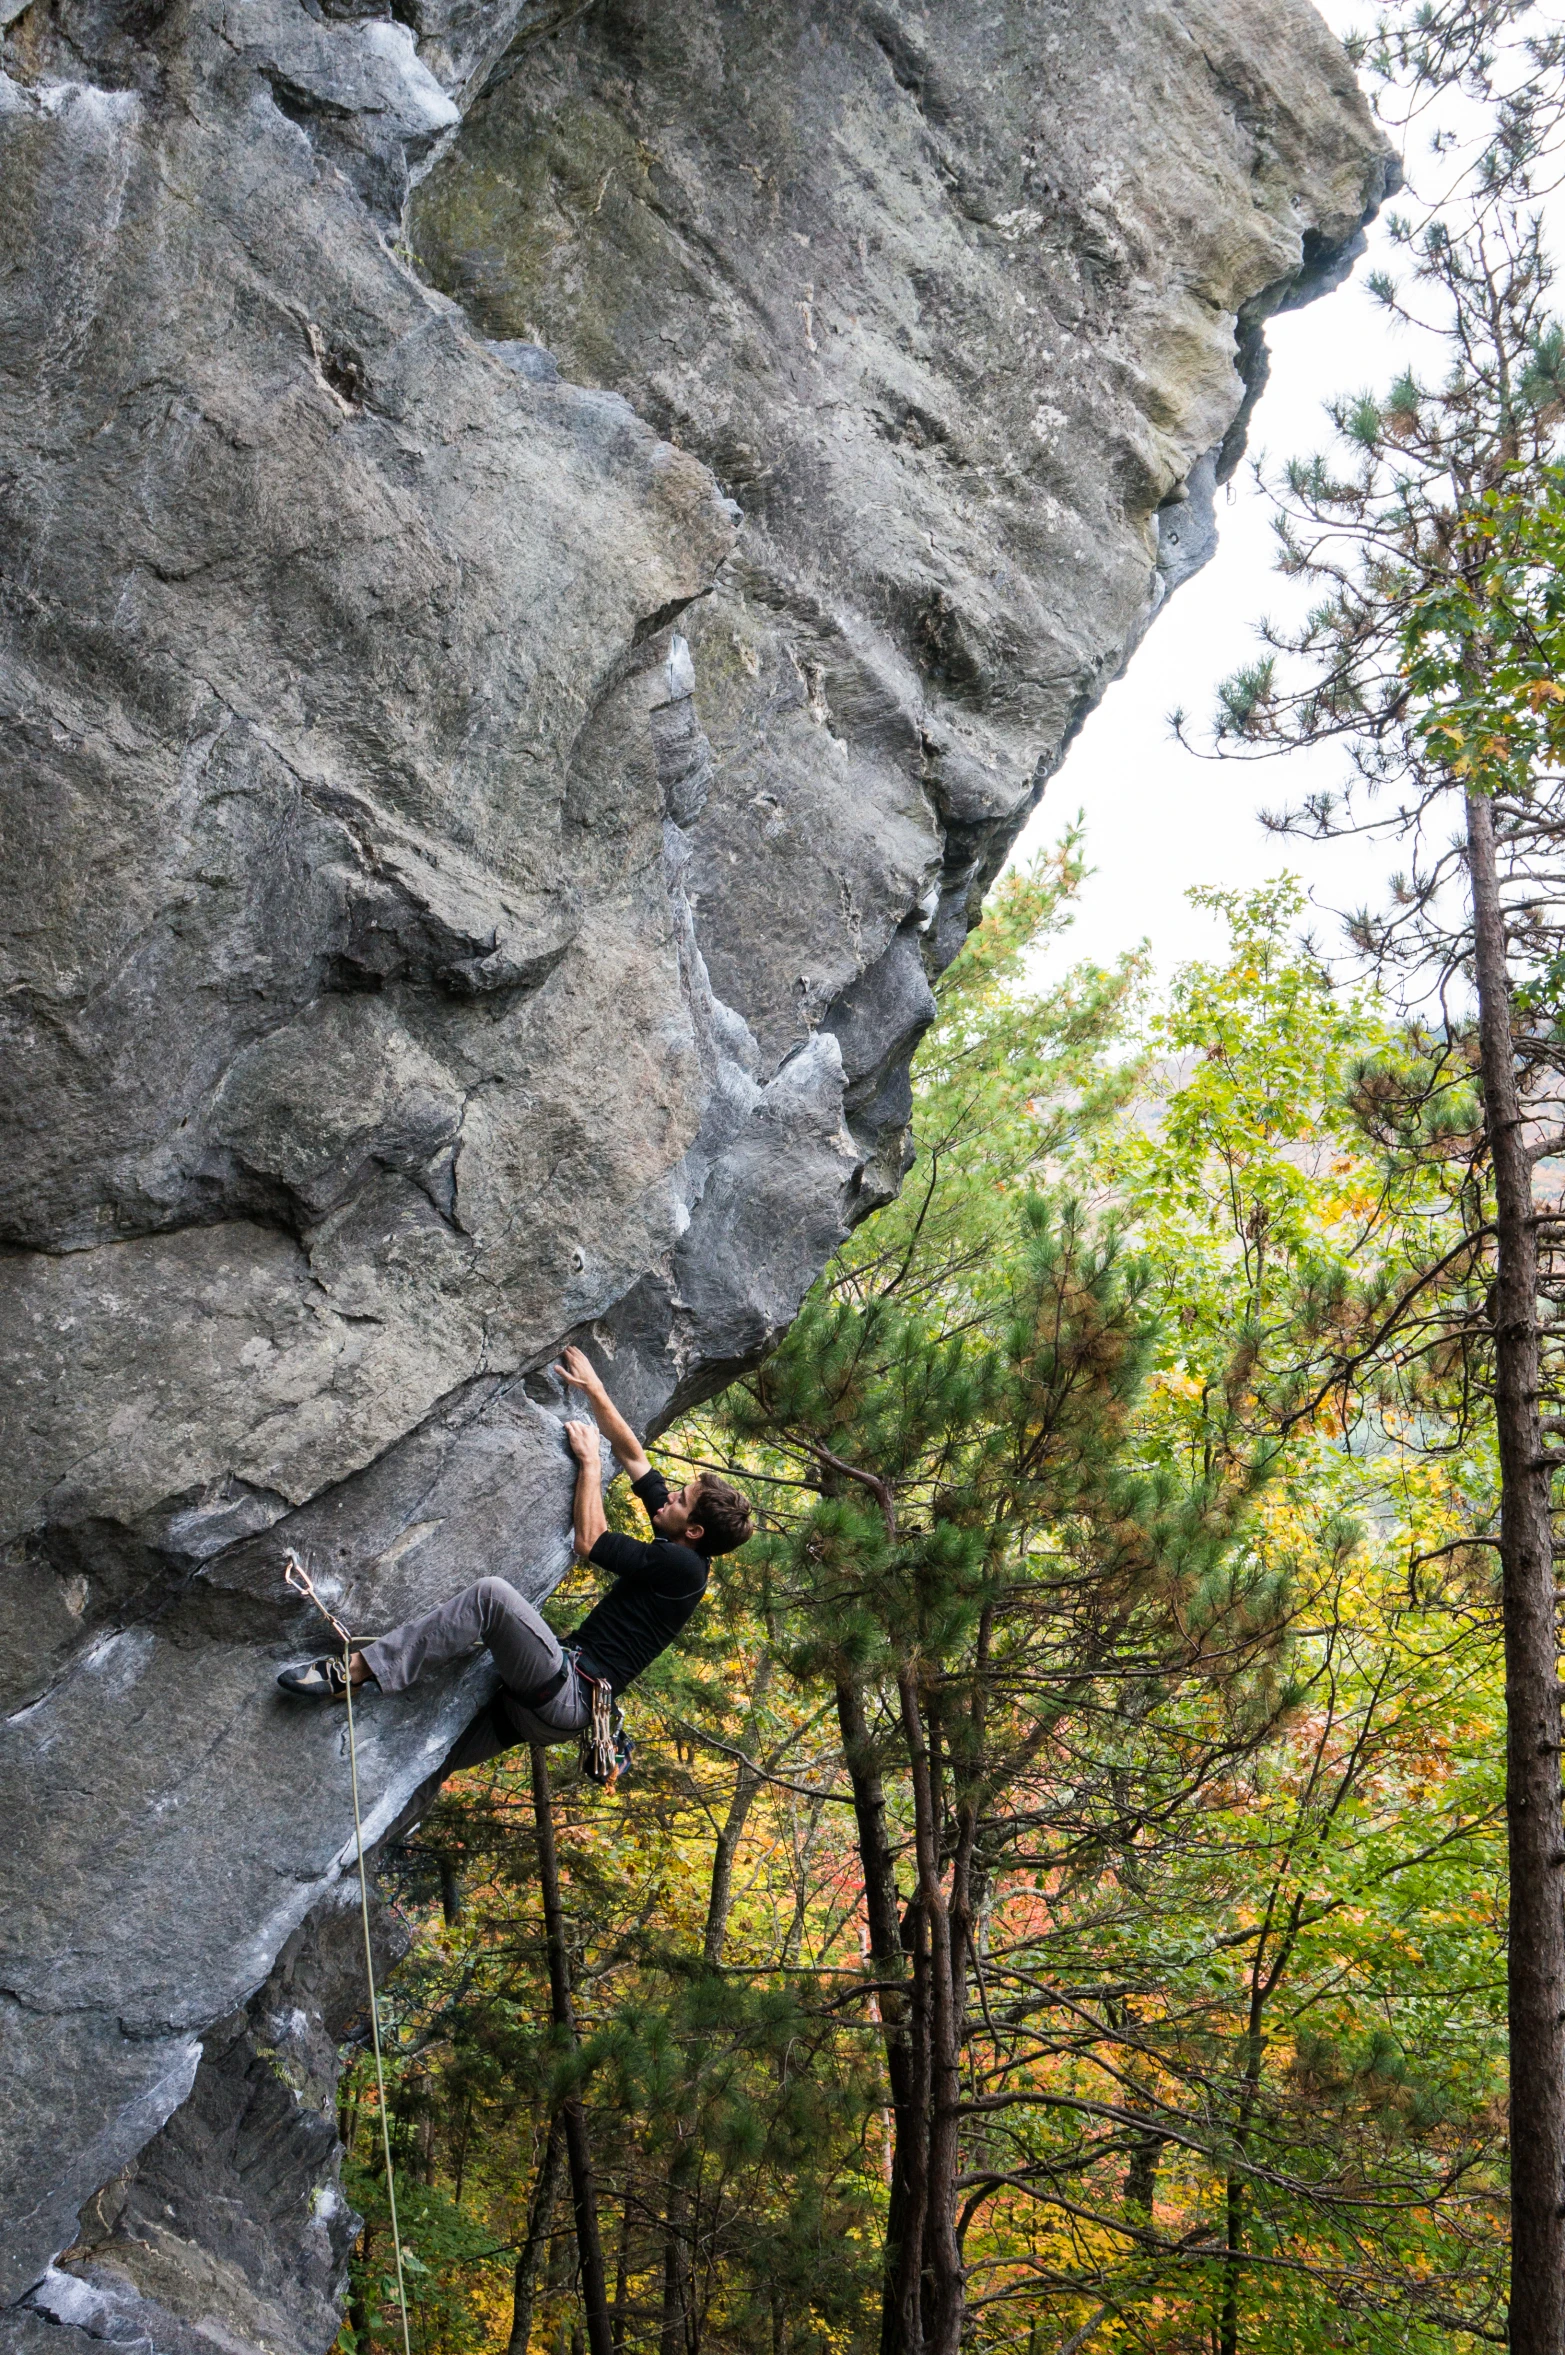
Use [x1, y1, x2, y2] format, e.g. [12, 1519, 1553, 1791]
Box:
[277, 1653, 354, 1701]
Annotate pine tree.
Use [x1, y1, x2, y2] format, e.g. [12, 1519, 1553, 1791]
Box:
[718, 1176, 1296, 2355]
[1191, 7, 1565, 2331]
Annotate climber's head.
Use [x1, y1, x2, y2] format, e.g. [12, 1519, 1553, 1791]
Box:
[653, 1473, 755, 1557]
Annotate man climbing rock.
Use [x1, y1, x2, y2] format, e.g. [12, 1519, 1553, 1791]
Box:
[277, 1346, 754, 1770]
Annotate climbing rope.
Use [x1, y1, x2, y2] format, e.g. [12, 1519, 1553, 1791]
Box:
[283, 1554, 413, 2355]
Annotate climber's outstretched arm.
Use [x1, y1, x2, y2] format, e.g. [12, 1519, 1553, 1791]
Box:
[553, 1344, 651, 1480]
[564, 1419, 609, 1558]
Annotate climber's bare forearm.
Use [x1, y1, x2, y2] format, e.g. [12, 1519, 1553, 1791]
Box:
[564, 1421, 609, 1556]
[595, 1394, 649, 1478]
[573, 1459, 608, 1558]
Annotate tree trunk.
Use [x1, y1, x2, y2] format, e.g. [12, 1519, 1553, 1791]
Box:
[836, 1679, 922, 2355]
[338, 2065, 361, 2161]
[1217, 2171, 1243, 2355]
[703, 1657, 773, 1966]
[452, 2090, 474, 2208]
[439, 1854, 463, 1926]
[509, 2116, 567, 2355]
[1218, 1984, 1265, 2355]
[898, 1669, 965, 2355]
[610, 2196, 630, 2355]
[413, 2103, 436, 2186]
[659, 2158, 691, 2355]
[530, 1747, 616, 2355]
[1122, 2129, 1163, 2221]
[1467, 785, 1565, 2355]
[1114, 1996, 1164, 2226]
[348, 2223, 373, 2351]
[902, 1900, 932, 2355]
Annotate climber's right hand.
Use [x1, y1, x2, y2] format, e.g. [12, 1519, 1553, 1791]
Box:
[553, 1344, 604, 1401]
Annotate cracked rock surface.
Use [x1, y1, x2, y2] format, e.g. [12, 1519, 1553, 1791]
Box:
[0, 0, 1389, 2343]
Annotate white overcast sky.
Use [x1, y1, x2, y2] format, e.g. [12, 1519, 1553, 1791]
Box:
[1017, 6, 1474, 986]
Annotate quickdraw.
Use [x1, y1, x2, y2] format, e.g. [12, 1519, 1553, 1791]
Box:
[576, 1663, 631, 1790]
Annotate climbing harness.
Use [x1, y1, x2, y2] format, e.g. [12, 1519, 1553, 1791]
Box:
[282, 1555, 413, 2355]
[513, 1646, 630, 1787]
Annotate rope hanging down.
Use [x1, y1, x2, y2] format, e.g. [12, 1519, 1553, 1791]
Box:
[283, 1553, 413, 2355]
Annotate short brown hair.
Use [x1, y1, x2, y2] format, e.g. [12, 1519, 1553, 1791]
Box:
[690, 1474, 755, 1556]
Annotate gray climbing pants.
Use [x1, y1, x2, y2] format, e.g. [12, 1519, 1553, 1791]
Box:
[360, 1577, 589, 1762]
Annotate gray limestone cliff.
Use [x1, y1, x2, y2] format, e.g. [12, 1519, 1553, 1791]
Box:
[0, 0, 1390, 2347]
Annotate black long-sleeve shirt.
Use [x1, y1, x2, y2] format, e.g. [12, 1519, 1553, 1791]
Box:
[573, 1469, 709, 1691]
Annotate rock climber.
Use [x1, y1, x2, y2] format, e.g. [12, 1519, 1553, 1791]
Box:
[276, 1345, 754, 1769]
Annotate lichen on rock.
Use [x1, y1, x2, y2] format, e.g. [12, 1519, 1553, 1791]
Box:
[0, 0, 1391, 2344]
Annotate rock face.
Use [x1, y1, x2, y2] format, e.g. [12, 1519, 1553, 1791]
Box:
[0, 0, 1389, 2345]
[21, 1881, 407, 2355]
